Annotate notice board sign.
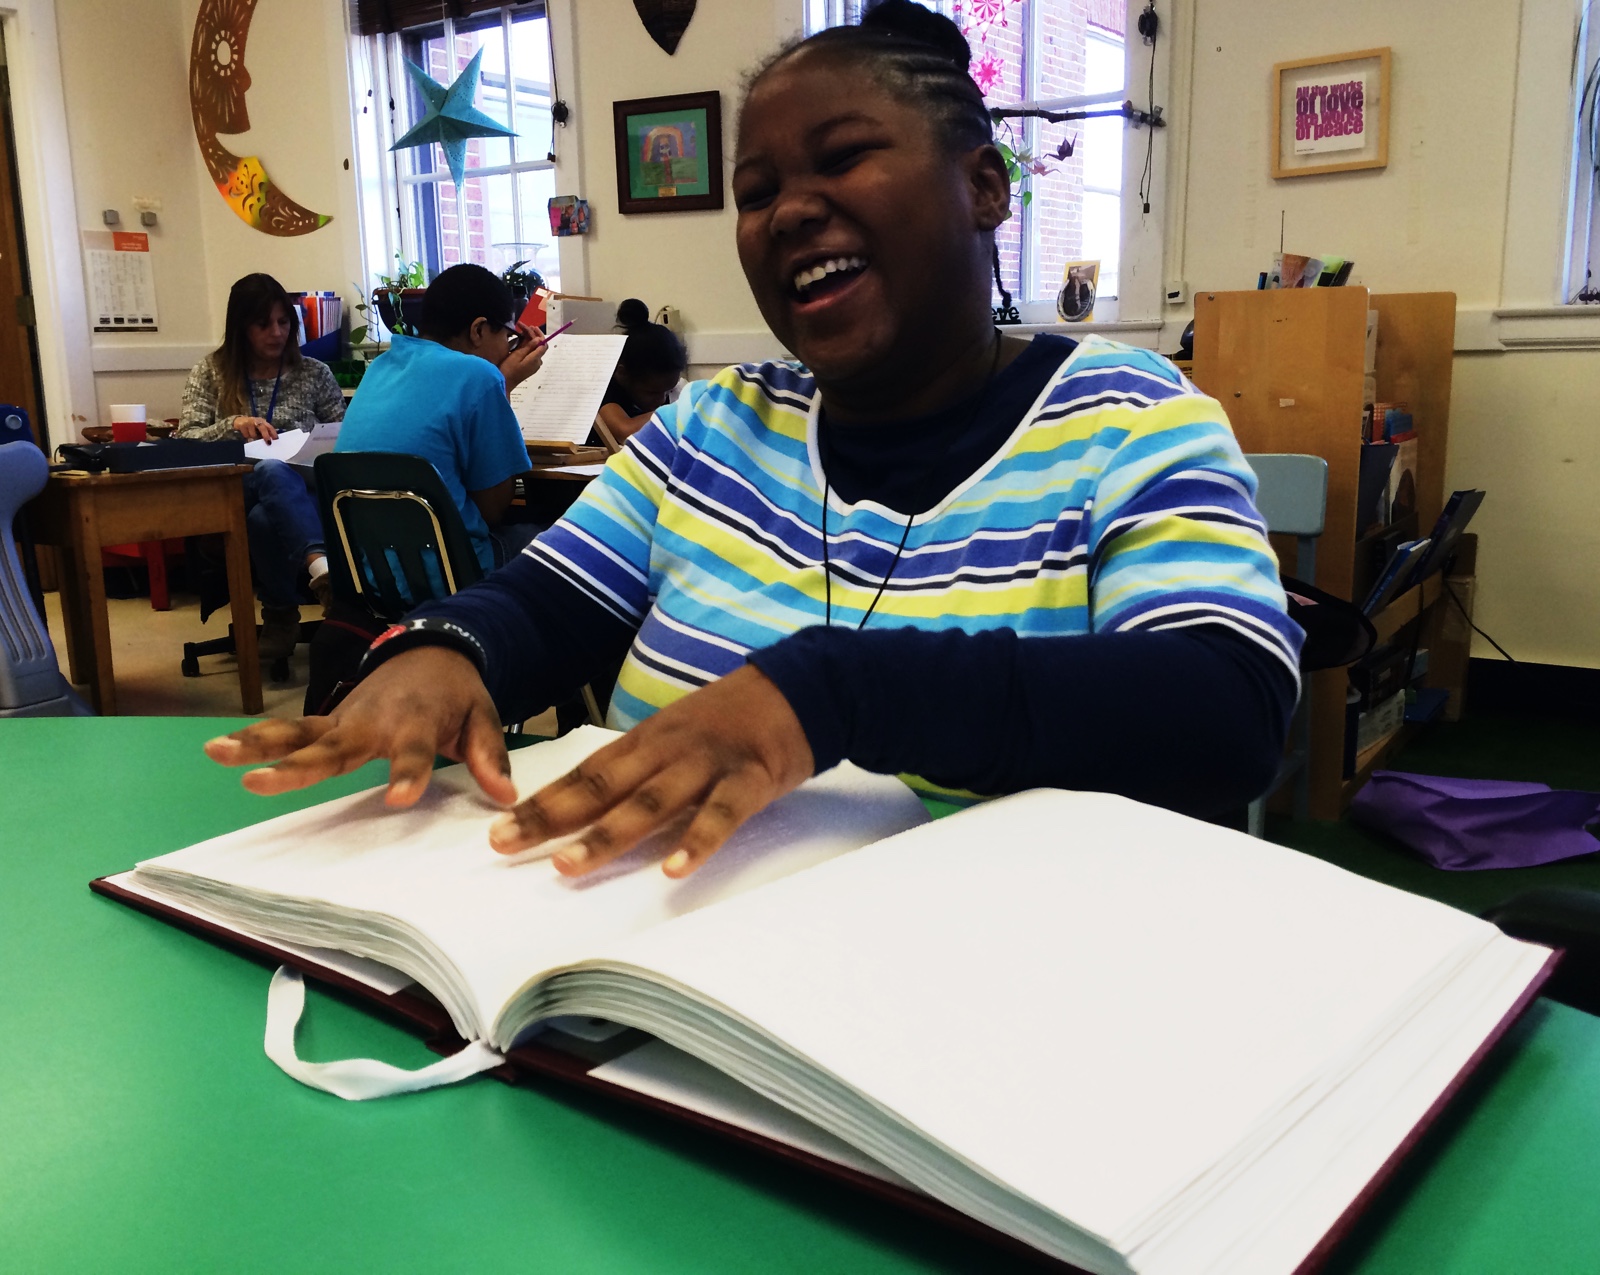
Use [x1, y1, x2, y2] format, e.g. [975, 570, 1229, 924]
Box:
[83, 230, 158, 331]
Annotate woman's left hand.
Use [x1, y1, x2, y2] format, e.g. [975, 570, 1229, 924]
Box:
[488, 665, 815, 878]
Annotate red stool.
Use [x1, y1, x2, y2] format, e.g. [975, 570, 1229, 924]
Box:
[101, 538, 185, 611]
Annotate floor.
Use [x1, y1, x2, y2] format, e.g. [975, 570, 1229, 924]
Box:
[41, 581, 559, 732]
[1270, 707, 1600, 918]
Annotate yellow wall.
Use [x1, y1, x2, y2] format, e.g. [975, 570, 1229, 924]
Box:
[29, 0, 1600, 667]
[560, 0, 786, 336]
[1449, 351, 1600, 669]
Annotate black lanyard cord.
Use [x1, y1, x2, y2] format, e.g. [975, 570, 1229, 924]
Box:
[818, 331, 1002, 631]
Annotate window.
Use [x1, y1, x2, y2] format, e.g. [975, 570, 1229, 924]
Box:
[350, 5, 560, 294]
[1569, 0, 1600, 302]
[804, 0, 1138, 314]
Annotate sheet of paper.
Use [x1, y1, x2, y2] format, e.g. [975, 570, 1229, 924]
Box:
[134, 728, 931, 1040]
[593, 1039, 915, 1189]
[82, 230, 158, 332]
[241, 421, 340, 467]
[103, 871, 415, 995]
[292, 420, 341, 468]
[509, 335, 627, 445]
[244, 428, 307, 463]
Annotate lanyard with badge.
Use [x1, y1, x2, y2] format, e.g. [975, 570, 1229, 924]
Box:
[249, 360, 283, 423]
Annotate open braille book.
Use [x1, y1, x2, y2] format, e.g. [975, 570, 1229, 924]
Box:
[94, 727, 1555, 1274]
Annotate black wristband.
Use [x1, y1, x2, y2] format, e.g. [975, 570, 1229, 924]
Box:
[356, 616, 489, 683]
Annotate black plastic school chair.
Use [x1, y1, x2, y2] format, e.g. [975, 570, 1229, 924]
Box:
[310, 452, 606, 729]
[314, 451, 484, 623]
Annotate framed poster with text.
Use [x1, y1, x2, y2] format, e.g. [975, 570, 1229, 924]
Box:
[1272, 48, 1390, 179]
[613, 91, 725, 214]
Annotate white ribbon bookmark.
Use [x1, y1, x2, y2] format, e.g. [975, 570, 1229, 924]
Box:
[264, 966, 505, 1100]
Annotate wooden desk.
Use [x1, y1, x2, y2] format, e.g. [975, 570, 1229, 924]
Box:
[5, 716, 1600, 1274]
[28, 467, 262, 715]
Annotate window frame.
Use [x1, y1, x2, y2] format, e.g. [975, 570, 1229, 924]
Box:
[1566, 0, 1600, 301]
[800, 0, 1167, 327]
[351, 4, 558, 295]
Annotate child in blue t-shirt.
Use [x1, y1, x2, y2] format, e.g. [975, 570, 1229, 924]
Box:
[338, 265, 545, 571]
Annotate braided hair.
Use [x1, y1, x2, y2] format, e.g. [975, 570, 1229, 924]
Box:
[742, 0, 1013, 314]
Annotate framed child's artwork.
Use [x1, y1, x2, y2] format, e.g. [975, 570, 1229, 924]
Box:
[612, 91, 724, 214]
[1271, 48, 1390, 180]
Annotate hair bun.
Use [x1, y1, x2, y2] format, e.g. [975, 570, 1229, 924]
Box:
[861, 0, 972, 69]
[615, 297, 652, 330]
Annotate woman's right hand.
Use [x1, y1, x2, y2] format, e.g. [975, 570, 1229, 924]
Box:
[203, 646, 517, 808]
[232, 416, 279, 442]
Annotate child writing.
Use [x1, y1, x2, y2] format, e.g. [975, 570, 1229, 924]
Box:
[594, 299, 688, 445]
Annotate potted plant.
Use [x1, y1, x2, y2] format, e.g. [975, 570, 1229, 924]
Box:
[351, 256, 426, 345]
[501, 259, 544, 312]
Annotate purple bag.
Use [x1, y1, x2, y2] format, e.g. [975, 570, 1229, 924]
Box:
[1349, 771, 1600, 871]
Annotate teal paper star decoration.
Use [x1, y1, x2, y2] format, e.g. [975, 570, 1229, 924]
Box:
[389, 49, 517, 188]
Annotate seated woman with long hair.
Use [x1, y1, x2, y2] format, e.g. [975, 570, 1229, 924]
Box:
[179, 273, 345, 660]
[204, 1, 1300, 882]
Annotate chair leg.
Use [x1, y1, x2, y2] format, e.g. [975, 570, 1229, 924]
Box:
[1246, 797, 1265, 838]
[580, 683, 605, 727]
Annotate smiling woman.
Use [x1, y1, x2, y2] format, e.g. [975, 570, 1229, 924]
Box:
[203, 0, 1302, 885]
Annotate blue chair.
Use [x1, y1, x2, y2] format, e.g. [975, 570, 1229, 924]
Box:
[1243, 453, 1328, 837]
[0, 404, 32, 448]
[0, 441, 91, 716]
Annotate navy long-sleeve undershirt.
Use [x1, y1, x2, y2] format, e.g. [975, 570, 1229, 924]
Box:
[412, 336, 1299, 817]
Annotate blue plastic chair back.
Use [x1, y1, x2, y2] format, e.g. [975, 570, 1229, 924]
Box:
[1243, 453, 1328, 582]
[0, 405, 34, 449]
[0, 441, 89, 715]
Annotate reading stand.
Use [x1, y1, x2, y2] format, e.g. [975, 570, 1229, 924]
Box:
[6, 715, 1600, 1273]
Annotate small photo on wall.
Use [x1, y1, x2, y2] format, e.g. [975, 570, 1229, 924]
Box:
[1057, 261, 1100, 323]
[548, 196, 591, 236]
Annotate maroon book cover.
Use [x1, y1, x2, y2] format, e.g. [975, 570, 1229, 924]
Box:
[91, 874, 1558, 1275]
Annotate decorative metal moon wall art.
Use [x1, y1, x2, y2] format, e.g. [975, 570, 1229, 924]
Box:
[189, 0, 331, 235]
[633, 0, 697, 54]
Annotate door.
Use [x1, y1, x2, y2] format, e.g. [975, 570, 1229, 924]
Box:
[0, 32, 48, 449]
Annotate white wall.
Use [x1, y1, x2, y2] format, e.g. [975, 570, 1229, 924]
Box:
[45, 0, 364, 428]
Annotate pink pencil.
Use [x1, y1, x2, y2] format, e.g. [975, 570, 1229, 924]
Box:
[531, 319, 575, 350]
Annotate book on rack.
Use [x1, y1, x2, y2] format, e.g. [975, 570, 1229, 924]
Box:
[93, 727, 1555, 1275]
[509, 333, 627, 449]
[1362, 537, 1432, 616]
[1406, 488, 1485, 589]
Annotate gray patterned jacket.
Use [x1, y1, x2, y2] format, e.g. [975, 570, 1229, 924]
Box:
[177, 355, 346, 440]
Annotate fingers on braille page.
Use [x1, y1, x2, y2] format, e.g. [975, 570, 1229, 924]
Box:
[662, 772, 770, 877]
[384, 734, 444, 807]
[205, 717, 331, 766]
[554, 762, 715, 875]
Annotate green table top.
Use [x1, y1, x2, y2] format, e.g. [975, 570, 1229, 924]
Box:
[5, 717, 1600, 1274]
